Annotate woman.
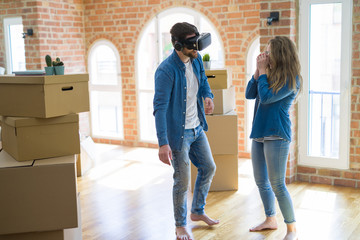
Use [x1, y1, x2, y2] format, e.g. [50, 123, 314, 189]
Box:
[245, 36, 302, 240]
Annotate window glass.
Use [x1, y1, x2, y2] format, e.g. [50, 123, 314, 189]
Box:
[4, 18, 26, 73]
[88, 41, 124, 139]
[90, 45, 118, 85]
[308, 3, 341, 158]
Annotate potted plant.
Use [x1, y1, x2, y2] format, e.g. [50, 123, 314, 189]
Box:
[53, 57, 65, 75]
[202, 53, 211, 70]
[44, 55, 54, 75]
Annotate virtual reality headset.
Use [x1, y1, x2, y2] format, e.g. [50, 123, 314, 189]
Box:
[174, 33, 212, 51]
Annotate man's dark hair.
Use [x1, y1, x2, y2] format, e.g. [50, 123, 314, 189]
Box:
[170, 22, 198, 45]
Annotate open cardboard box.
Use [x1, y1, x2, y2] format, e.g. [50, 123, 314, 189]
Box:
[0, 74, 89, 118]
[1, 114, 80, 162]
[0, 151, 78, 235]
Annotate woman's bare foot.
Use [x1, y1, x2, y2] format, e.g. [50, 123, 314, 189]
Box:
[190, 213, 219, 226]
[176, 227, 192, 240]
[284, 223, 297, 240]
[284, 231, 297, 240]
[249, 216, 278, 232]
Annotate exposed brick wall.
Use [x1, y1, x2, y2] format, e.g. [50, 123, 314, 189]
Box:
[259, 0, 297, 183]
[0, 0, 88, 135]
[0, 0, 38, 72]
[0, 0, 85, 72]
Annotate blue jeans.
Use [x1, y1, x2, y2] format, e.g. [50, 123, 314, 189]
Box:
[171, 125, 216, 227]
[251, 140, 296, 224]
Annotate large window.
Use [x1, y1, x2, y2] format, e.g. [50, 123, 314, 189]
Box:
[137, 7, 225, 143]
[299, 0, 352, 169]
[88, 40, 124, 139]
[4, 17, 26, 73]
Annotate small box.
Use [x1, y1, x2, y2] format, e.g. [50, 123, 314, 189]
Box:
[212, 85, 235, 115]
[0, 74, 89, 118]
[205, 69, 231, 89]
[191, 154, 238, 191]
[206, 112, 238, 155]
[0, 152, 78, 235]
[1, 114, 80, 161]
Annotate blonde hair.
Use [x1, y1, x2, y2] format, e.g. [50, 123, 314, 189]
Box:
[267, 36, 303, 95]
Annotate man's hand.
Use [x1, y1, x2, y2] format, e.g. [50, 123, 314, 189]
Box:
[158, 144, 172, 166]
[204, 97, 214, 115]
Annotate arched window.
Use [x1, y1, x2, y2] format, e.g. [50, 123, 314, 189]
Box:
[245, 37, 260, 152]
[137, 7, 225, 142]
[88, 40, 124, 139]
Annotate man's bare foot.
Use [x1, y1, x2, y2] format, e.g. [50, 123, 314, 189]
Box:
[284, 231, 297, 240]
[249, 216, 278, 232]
[176, 227, 192, 240]
[190, 213, 219, 226]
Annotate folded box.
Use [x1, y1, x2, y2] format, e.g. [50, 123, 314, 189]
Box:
[0, 74, 89, 118]
[205, 69, 231, 90]
[0, 151, 78, 235]
[1, 114, 80, 161]
[191, 154, 238, 191]
[205, 112, 238, 155]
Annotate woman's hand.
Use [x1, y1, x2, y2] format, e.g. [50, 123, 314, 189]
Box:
[254, 68, 259, 80]
[256, 52, 269, 76]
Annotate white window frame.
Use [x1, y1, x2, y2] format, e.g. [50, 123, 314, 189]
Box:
[298, 0, 352, 169]
[88, 40, 124, 140]
[4, 17, 24, 73]
[245, 37, 260, 153]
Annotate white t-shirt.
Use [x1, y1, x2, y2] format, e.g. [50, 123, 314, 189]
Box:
[184, 60, 200, 129]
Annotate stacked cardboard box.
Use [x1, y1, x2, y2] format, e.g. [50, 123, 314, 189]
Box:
[0, 74, 89, 239]
[191, 69, 239, 191]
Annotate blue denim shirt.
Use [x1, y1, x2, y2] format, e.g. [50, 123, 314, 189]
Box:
[245, 74, 300, 142]
[153, 50, 213, 151]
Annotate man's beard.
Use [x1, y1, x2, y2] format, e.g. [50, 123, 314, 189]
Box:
[182, 49, 198, 59]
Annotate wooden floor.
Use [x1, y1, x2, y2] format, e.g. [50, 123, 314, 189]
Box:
[77, 144, 360, 240]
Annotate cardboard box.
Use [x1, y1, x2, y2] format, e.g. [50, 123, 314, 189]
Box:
[0, 74, 89, 118]
[0, 230, 64, 240]
[212, 85, 235, 115]
[1, 114, 80, 161]
[205, 69, 231, 89]
[205, 112, 238, 155]
[191, 154, 238, 191]
[0, 152, 78, 235]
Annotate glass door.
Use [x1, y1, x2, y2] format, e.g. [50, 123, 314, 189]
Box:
[299, 0, 352, 169]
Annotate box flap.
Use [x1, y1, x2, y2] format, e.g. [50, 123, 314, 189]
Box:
[205, 69, 227, 76]
[34, 155, 76, 166]
[2, 113, 79, 128]
[0, 151, 34, 168]
[0, 74, 89, 85]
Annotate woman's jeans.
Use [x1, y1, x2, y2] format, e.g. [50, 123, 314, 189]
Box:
[251, 139, 296, 224]
[171, 125, 216, 227]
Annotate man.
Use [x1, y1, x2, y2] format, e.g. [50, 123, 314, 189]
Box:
[153, 22, 219, 240]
